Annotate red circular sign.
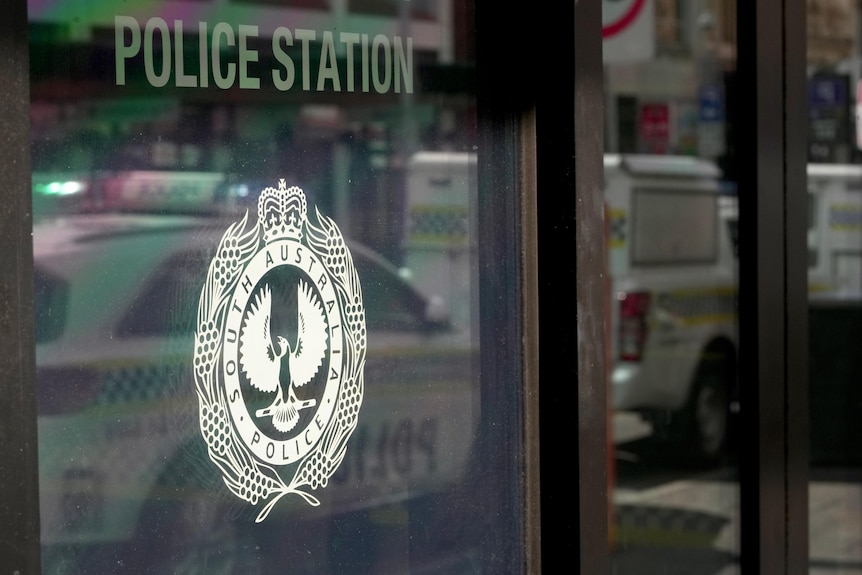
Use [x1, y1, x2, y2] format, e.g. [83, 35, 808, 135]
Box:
[602, 0, 646, 39]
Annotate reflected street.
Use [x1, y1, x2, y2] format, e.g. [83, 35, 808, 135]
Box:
[612, 433, 738, 575]
[612, 433, 862, 575]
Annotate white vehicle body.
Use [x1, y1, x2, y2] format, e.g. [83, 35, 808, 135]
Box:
[34, 213, 476, 559]
[605, 155, 738, 459]
[807, 163, 862, 300]
[394, 152, 740, 456]
[806, 164, 862, 466]
[402, 151, 478, 336]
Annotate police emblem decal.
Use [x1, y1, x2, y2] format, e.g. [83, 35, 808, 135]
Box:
[194, 180, 366, 522]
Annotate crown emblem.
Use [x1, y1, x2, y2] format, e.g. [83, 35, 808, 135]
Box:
[258, 180, 307, 244]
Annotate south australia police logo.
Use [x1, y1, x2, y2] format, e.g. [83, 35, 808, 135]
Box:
[193, 180, 366, 522]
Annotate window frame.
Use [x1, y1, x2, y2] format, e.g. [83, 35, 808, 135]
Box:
[0, 1, 41, 572]
[0, 0, 814, 572]
[735, 2, 809, 573]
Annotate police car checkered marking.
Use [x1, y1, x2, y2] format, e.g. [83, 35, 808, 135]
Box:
[615, 504, 730, 544]
[655, 288, 737, 324]
[96, 363, 185, 406]
[608, 208, 627, 248]
[829, 204, 862, 230]
[408, 206, 469, 241]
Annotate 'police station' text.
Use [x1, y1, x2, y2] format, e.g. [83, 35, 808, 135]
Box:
[115, 16, 413, 94]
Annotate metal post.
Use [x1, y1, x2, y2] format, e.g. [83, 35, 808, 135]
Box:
[0, 0, 42, 572]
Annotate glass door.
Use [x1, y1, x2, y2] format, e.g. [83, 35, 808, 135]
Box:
[602, 2, 741, 572]
[806, 2, 862, 572]
[23, 1, 533, 572]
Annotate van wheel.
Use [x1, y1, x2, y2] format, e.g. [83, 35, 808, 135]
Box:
[681, 363, 730, 466]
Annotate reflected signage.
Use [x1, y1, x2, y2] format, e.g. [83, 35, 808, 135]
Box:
[639, 102, 669, 154]
[808, 73, 849, 162]
[603, 0, 655, 63]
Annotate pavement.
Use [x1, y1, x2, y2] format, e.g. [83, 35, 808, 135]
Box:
[610, 456, 862, 574]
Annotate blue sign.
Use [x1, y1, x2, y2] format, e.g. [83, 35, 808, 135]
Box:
[698, 83, 724, 123]
[807, 74, 849, 162]
[809, 76, 847, 108]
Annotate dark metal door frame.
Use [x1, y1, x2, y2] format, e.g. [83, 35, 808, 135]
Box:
[735, 2, 809, 573]
[0, 0, 812, 572]
[0, 1, 41, 572]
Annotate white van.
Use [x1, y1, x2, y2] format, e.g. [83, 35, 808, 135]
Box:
[399, 152, 739, 462]
[402, 151, 478, 336]
[806, 163, 862, 466]
[605, 154, 738, 463]
[807, 163, 862, 299]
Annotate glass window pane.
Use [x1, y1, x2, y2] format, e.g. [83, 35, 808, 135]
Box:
[28, 2, 525, 572]
[605, 1, 741, 572]
[807, 1, 862, 570]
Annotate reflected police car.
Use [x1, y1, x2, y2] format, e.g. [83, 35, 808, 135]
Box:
[34, 212, 477, 572]
[605, 155, 738, 464]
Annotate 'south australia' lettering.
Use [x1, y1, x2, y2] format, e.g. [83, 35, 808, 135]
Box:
[114, 16, 413, 94]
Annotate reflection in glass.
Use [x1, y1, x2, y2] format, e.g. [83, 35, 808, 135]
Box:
[605, 2, 740, 573]
[806, 1, 862, 572]
[29, 1, 495, 573]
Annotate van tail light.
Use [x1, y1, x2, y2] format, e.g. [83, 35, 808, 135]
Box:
[618, 291, 650, 362]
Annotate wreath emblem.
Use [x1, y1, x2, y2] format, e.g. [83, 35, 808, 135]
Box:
[193, 180, 366, 522]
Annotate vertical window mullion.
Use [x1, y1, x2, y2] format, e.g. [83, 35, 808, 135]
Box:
[573, 0, 610, 571]
[784, 0, 810, 570]
[0, 0, 42, 571]
[537, 0, 608, 572]
[736, 0, 808, 572]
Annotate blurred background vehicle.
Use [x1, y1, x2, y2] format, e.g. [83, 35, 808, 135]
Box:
[34, 203, 478, 573]
[806, 163, 862, 466]
[605, 154, 738, 465]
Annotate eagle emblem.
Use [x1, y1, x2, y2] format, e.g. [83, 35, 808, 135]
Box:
[193, 180, 366, 521]
[240, 280, 327, 433]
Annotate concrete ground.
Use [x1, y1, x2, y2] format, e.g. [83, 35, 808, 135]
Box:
[611, 464, 862, 574]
